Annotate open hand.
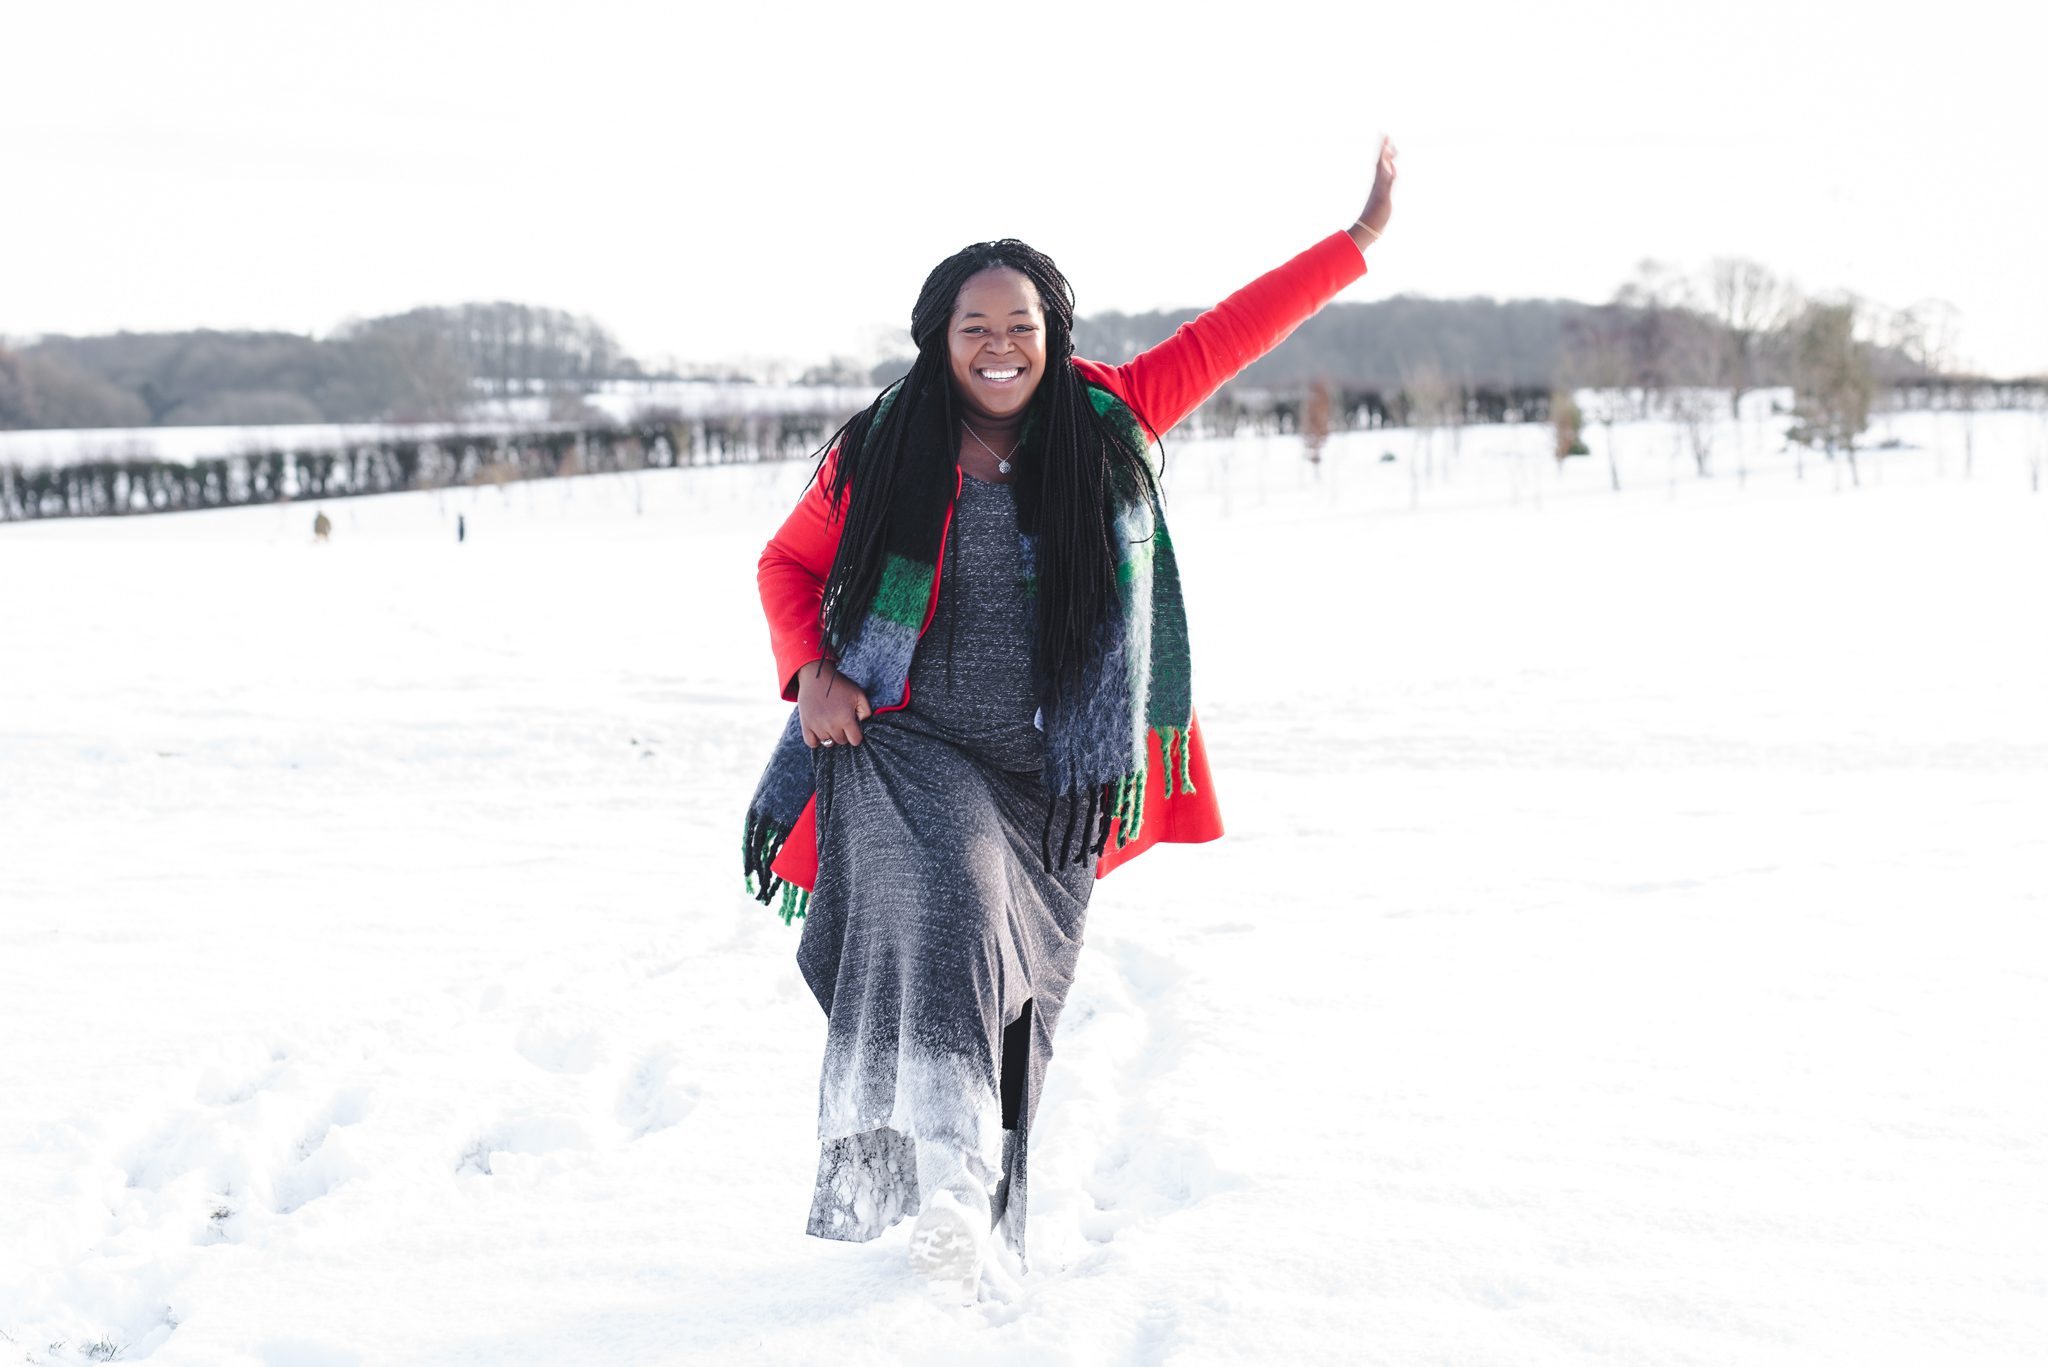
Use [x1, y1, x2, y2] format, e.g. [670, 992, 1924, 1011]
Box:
[1350, 135, 1398, 249]
[796, 658, 873, 748]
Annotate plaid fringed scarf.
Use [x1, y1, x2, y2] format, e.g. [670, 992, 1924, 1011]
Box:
[741, 383, 1197, 924]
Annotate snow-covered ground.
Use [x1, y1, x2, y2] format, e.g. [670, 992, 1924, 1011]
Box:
[1, 414, 2043, 1365]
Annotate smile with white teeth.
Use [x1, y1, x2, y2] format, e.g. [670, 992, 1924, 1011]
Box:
[978, 367, 1022, 382]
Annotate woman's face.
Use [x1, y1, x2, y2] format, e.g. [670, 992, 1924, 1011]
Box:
[947, 266, 1048, 426]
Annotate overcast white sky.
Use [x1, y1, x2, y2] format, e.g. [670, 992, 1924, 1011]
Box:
[5, 0, 2037, 376]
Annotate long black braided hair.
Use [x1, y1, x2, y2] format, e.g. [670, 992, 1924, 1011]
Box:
[810, 239, 1165, 711]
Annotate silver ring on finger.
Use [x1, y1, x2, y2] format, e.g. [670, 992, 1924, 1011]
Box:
[820, 738, 835, 747]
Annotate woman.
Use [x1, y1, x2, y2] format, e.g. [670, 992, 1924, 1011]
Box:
[744, 136, 1398, 1300]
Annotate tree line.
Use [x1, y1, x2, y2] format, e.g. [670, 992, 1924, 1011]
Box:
[1071, 257, 1958, 391]
[0, 302, 641, 431]
[9, 255, 2036, 517]
[5, 258, 1992, 438]
[1175, 257, 2030, 492]
[0, 406, 848, 523]
[1546, 260, 2023, 490]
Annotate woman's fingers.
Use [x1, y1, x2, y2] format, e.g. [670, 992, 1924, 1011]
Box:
[833, 689, 871, 744]
[801, 684, 873, 748]
[813, 706, 866, 746]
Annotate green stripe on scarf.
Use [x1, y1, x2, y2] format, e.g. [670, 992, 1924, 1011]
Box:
[869, 553, 934, 628]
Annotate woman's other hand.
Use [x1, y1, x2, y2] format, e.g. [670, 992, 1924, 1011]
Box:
[1349, 135, 1398, 252]
[796, 658, 873, 747]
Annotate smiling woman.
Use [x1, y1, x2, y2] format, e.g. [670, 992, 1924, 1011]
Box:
[740, 135, 1398, 1302]
[947, 269, 1048, 474]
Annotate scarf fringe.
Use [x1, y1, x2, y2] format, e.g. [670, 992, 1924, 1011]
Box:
[741, 808, 790, 907]
[778, 882, 810, 925]
[742, 808, 810, 923]
[1159, 724, 1197, 795]
[1060, 723, 1206, 869]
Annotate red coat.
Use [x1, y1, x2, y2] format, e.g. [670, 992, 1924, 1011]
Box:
[758, 230, 1368, 891]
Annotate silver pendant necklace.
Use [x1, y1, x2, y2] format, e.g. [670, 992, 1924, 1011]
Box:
[961, 421, 1017, 475]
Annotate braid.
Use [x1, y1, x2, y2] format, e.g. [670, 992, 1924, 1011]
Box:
[808, 239, 1163, 709]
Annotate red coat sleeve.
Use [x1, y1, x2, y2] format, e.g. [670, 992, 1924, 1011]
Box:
[757, 448, 847, 701]
[1074, 230, 1367, 437]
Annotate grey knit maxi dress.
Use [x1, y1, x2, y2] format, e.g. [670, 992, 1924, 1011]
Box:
[794, 468, 1097, 1272]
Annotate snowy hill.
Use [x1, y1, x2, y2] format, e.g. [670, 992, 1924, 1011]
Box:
[1, 415, 2042, 1365]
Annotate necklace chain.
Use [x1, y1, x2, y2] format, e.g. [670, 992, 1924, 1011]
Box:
[961, 422, 1016, 475]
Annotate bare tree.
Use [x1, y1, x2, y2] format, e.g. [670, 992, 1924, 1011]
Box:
[1888, 301, 1940, 465]
[2029, 404, 2044, 494]
[1550, 388, 1585, 467]
[1302, 377, 1332, 472]
[1399, 357, 1453, 504]
[1892, 298, 1959, 379]
[1665, 313, 1724, 478]
[1566, 308, 1635, 492]
[1706, 258, 1795, 415]
[1614, 259, 1692, 419]
[1787, 297, 1876, 487]
[1707, 259, 1798, 486]
[1445, 367, 1472, 474]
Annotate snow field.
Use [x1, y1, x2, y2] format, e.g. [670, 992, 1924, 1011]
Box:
[1, 413, 2043, 1364]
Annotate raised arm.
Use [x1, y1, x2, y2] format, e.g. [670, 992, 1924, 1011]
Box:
[1078, 136, 1398, 437]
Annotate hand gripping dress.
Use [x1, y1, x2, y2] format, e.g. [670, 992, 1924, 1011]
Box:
[754, 230, 1371, 1275]
[797, 469, 1089, 1269]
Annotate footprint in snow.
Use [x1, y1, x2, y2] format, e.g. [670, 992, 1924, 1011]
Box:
[513, 1011, 604, 1075]
[1106, 939, 1182, 1001]
[1079, 1134, 1242, 1244]
[193, 1039, 294, 1107]
[615, 1045, 700, 1139]
[456, 1115, 593, 1176]
[269, 1085, 374, 1215]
